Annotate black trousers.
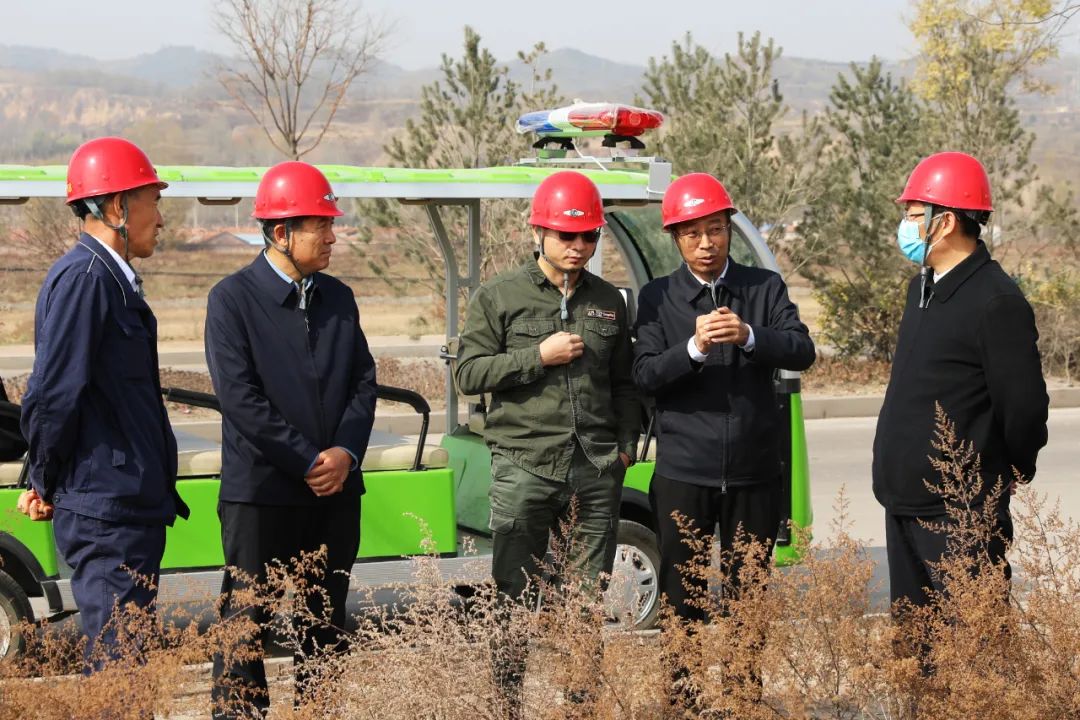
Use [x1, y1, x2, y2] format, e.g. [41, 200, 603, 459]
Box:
[650, 475, 780, 623]
[211, 499, 361, 719]
[885, 498, 1013, 610]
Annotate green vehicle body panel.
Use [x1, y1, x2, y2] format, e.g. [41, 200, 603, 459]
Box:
[0, 164, 654, 188]
[356, 467, 456, 558]
[0, 494, 60, 575]
[622, 463, 653, 496]
[440, 427, 494, 532]
[161, 479, 226, 568]
[0, 467, 458, 579]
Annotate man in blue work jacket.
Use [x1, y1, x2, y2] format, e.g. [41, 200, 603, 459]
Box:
[205, 161, 377, 718]
[18, 137, 189, 668]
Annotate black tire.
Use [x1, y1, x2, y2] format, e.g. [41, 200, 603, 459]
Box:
[604, 519, 662, 630]
[0, 568, 33, 662]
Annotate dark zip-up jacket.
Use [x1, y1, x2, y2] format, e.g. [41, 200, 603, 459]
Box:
[21, 234, 188, 525]
[633, 262, 815, 487]
[873, 243, 1048, 516]
[205, 254, 377, 506]
[456, 260, 639, 481]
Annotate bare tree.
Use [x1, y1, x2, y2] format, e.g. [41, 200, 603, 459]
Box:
[11, 199, 79, 263]
[215, 0, 388, 160]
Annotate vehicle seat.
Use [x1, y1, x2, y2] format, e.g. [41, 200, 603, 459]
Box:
[175, 443, 450, 478]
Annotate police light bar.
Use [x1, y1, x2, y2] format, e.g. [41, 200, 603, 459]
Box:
[516, 102, 664, 138]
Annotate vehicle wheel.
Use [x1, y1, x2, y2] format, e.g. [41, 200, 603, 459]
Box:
[604, 519, 661, 631]
[0, 569, 33, 662]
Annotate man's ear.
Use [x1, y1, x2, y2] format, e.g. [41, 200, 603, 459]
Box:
[940, 211, 957, 239]
[273, 222, 289, 245]
[104, 193, 126, 224]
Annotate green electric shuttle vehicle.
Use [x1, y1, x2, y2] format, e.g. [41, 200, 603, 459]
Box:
[0, 141, 812, 661]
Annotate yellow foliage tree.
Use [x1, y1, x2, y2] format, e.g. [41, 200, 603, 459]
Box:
[908, 0, 1076, 242]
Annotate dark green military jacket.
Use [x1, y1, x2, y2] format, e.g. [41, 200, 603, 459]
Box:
[456, 260, 640, 482]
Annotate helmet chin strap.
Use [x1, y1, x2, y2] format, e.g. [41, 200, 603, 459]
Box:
[537, 230, 576, 321]
[84, 194, 131, 261]
[919, 206, 947, 310]
[265, 220, 313, 309]
[267, 220, 308, 279]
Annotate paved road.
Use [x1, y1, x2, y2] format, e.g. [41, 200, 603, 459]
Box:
[802, 407, 1079, 609]
[806, 407, 1079, 545]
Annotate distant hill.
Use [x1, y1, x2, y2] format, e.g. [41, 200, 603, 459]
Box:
[0, 43, 1077, 181]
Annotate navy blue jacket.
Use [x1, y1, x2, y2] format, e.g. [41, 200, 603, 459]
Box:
[21, 234, 188, 525]
[205, 254, 377, 506]
[633, 261, 815, 487]
[873, 243, 1048, 516]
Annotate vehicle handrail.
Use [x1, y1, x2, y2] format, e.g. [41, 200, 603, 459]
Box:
[375, 386, 431, 471]
[162, 387, 221, 412]
[161, 384, 432, 472]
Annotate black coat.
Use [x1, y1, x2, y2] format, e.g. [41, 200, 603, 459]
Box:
[872, 243, 1049, 516]
[632, 262, 815, 486]
[205, 254, 377, 506]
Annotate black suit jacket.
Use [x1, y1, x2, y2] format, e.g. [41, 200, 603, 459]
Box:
[633, 261, 815, 486]
[205, 254, 377, 506]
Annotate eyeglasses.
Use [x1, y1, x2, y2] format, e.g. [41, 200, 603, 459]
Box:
[903, 211, 926, 223]
[554, 229, 601, 244]
[676, 224, 730, 243]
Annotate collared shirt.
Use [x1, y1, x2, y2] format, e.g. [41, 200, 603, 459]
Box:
[685, 260, 757, 361]
[89, 234, 140, 294]
[256, 251, 358, 472]
[263, 250, 314, 309]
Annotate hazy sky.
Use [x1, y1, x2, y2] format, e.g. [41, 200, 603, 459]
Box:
[1, 0, 1077, 67]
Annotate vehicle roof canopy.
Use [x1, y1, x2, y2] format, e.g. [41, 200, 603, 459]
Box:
[0, 164, 668, 202]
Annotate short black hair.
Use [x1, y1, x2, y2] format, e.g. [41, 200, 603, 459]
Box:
[939, 207, 986, 240]
[69, 193, 116, 220]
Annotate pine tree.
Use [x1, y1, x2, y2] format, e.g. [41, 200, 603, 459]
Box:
[356, 27, 563, 334]
[640, 32, 826, 245]
[793, 59, 932, 360]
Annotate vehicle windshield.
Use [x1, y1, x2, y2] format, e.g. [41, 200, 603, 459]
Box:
[607, 205, 763, 280]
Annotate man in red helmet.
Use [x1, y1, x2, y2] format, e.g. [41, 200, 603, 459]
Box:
[204, 161, 377, 717]
[874, 152, 1048, 614]
[456, 170, 639, 711]
[632, 173, 814, 705]
[18, 137, 189, 669]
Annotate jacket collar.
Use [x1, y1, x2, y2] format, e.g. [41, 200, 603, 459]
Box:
[931, 242, 991, 304]
[248, 252, 320, 307]
[525, 257, 593, 289]
[674, 260, 745, 304]
[76, 233, 147, 310]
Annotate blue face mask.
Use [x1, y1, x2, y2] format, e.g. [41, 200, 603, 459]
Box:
[896, 218, 930, 264]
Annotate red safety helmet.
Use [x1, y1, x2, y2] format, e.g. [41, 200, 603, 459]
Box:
[66, 137, 167, 204]
[897, 152, 993, 212]
[252, 161, 344, 220]
[661, 173, 736, 229]
[528, 171, 604, 233]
